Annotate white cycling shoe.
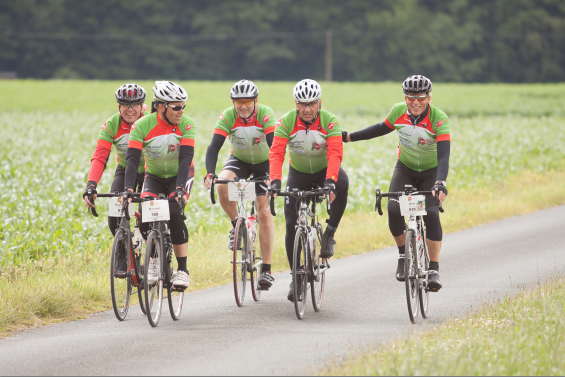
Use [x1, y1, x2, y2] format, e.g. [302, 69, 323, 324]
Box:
[172, 270, 191, 289]
[146, 258, 158, 284]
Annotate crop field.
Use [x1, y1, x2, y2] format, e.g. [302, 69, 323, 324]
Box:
[1, 80, 564, 267]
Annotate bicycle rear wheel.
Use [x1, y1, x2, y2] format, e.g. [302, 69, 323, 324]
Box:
[293, 227, 308, 320]
[144, 230, 164, 327]
[311, 224, 325, 312]
[233, 218, 248, 307]
[419, 231, 430, 318]
[165, 253, 184, 320]
[133, 230, 147, 315]
[110, 229, 132, 321]
[405, 230, 420, 324]
[250, 246, 262, 302]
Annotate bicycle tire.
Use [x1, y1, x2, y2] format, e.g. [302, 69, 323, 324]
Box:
[144, 230, 164, 327]
[232, 218, 248, 307]
[419, 230, 430, 318]
[165, 251, 184, 320]
[311, 223, 325, 312]
[405, 230, 420, 324]
[133, 231, 147, 315]
[110, 229, 131, 321]
[250, 244, 262, 302]
[293, 227, 308, 320]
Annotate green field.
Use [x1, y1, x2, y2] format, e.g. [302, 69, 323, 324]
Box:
[0, 80, 565, 338]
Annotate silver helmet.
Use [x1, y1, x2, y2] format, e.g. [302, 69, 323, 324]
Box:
[230, 79, 259, 99]
[402, 75, 432, 95]
[115, 83, 146, 104]
[293, 79, 322, 102]
[152, 81, 188, 103]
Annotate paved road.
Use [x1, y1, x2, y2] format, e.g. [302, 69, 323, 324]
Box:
[1, 206, 563, 376]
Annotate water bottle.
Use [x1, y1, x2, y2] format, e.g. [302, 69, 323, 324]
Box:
[247, 213, 257, 248]
[309, 227, 317, 254]
[133, 227, 143, 257]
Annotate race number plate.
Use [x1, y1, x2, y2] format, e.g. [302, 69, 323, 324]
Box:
[141, 200, 170, 223]
[228, 180, 256, 202]
[399, 195, 427, 216]
[108, 197, 135, 217]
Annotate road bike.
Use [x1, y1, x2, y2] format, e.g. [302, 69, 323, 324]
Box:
[269, 185, 331, 320]
[210, 176, 265, 307]
[87, 192, 147, 321]
[375, 184, 444, 324]
[129, 193, 188, 327]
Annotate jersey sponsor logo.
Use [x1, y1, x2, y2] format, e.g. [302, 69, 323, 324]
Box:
[131, 123, 136, 131]
[185, 124, 192, 131]
[311, 142, 321, 151]
[418, 137, 426, 146]
[168, 144, 177, 153]
[101, 122, 107, 130]
[262, 115, 270, 123]
[436, 120, 443, 128]
[219, 113, 224, 120]
[328, 122, 335, 130]
[252, 137, 262, 145]
[277, 119, 282, 126]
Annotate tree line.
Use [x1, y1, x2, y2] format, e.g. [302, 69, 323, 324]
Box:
[1, 0, 564, 83]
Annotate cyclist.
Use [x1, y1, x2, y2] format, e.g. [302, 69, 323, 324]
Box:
[342, 75, 450, 292]
[204, 80, 277, 290]
[122, 81, 196, 290]
[82, 83, 148, 235]
[269, 79, 349, 302]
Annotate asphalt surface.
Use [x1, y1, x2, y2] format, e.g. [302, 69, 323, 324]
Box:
[1, 205, 563, 376]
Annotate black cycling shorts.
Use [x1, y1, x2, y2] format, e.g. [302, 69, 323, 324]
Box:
[387, 160, 442, 242]
[221, 154, 269, 196]
[108, 165, 145, 236]
[138, 166, 195, 245]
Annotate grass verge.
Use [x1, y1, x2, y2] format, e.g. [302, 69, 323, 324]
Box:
[320, 273, 565, 376]
[1, 169, 565, 338]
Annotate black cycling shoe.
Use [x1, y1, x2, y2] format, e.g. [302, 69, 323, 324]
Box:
[396, 254, 405, 282]
[258, 271, 275, 290]
[427, 270, 442, 292]
[287, 274, 303, 302]
[320, 227, 336, 258]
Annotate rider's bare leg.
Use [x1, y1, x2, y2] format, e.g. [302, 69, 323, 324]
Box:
[426, 239, 441, 263]
[217, 169, 238, 221]
[255, 195, 274, 265]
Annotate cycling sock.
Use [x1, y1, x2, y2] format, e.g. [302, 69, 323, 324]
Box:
[261, 263, 271, 273]
[177, 256, 188, 273]
[231, 219, 237, 227]
[429, 261, 439, 272]
[398, 245, 405, 255]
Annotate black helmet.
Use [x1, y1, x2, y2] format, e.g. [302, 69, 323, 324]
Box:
[402, 75, 432, 95]
[115, 83, 146, 104]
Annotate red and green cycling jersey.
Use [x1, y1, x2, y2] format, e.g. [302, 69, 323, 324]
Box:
[128, 112, 196, 179]
[385, 103, 451, 171]
[213, 104, 276, 164]
[269, 109, 343, 181]
[87, 111, 148, 184]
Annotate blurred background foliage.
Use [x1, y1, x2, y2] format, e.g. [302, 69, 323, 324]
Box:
[0, 0, 564, 82]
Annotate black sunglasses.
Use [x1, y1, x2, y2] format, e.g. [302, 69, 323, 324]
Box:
[167, 104, 186, 111]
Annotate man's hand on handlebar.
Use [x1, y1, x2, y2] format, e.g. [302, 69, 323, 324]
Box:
[269, 179, 281, 199]
[119, 189, 135, 205]
[431, 181, 448, 203]
[82, 184, 97, 209]
[204, 173, 218, 190]
[324, 178, 337, 204]
[175, 186, 188, 207]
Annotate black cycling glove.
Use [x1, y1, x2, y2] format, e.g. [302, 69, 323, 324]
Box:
[121, 190, 135, 203]
[432, 182, 448, 196]
[324, 178, 337, 197]
[341, 131, 349, 143]
[270, 179, 282, 194]
[82, 185, 97, 200]
[175, 187, 188, 208]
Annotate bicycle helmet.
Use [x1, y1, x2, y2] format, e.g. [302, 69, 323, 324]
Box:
[230, 79, 259, 99]
[293, 79, 322, 103]
[402, 75, 432, 95]
[152, 81, 188, 103]
[115, 83, 146, 104]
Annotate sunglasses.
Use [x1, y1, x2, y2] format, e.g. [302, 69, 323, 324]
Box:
[167, 104, 186, 111]
[405, 94, 429, 102]
[233, 99, 255, 106]
[296, 100, 319, 109]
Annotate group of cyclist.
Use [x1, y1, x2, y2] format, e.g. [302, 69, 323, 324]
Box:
[83, 74, 450, 300]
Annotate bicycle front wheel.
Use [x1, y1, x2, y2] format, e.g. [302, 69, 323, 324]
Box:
[311, 224, 325, 312]
[419, 233, 430, 318]
[110, 229, 132, 321]
[293, 227, 308, 320]
[232, 218, 248, 307]
[165, 254, 184, 321]
[405, 230, 420, 324]
[133, 230, 147, 315]
[250, 245, 262, 302]
[144, 230, 164, 327]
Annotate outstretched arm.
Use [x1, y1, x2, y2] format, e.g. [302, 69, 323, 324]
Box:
[345, 121, 395, 142]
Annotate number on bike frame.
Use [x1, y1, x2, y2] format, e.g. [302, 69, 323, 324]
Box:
[141, 200, 170, 223]
[399, 195, 427, 216]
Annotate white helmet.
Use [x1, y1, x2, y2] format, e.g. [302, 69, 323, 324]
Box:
[402, 75, 432, 95]
[230, 79, 259, 99]
[293, 79, 322, 102]
[153, 81, 188, 102]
